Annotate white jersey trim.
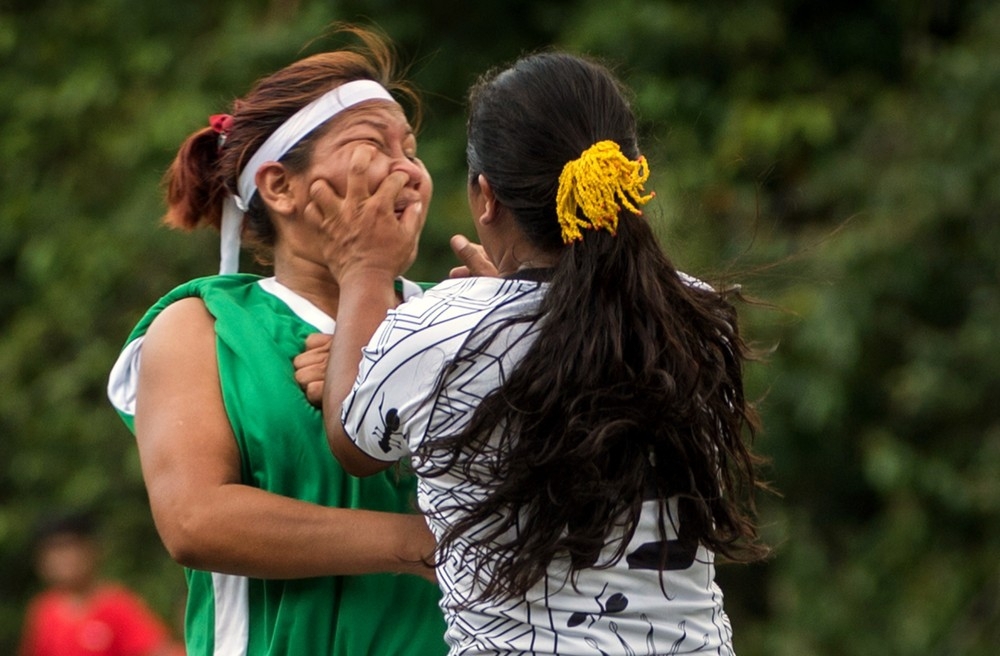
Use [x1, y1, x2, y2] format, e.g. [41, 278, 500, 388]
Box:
[211, 572, 249, 656]
[257, 277, 336, 334]
[107, 336, 144, 417]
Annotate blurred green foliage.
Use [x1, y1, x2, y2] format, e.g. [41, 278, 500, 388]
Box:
[1, 0, 997, 654]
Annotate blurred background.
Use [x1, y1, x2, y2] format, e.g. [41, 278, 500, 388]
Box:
[1, 0, 998, 654]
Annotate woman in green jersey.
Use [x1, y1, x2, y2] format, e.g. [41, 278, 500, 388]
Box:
[107, 26, 447, 656]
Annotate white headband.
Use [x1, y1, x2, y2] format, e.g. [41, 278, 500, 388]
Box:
[218, 79, 396, 274]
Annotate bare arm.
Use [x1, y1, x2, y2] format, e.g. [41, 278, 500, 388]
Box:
[309, 147, 426, 477]
[321, 268, 399, 477]
[133, 297, 434, 579]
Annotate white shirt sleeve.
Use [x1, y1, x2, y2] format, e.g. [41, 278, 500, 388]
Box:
[341, 277, 544, 464]
[341, 298, 470, 462]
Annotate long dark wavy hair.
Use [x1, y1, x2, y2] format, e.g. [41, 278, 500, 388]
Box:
[416, 51, 770, 603]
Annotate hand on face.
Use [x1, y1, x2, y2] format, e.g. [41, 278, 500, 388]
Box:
[306, 144, 428, 285]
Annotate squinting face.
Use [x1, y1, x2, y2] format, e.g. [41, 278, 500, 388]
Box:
[302, 100, 431, 222]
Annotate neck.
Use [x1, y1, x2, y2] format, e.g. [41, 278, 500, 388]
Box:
[272, 255, 342, 319]
[493, 249, 559, 277]
[57, 578, 99, 601]
[482, 210, 558, 277]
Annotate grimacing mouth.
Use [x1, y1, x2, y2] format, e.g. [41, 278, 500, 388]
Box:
[394, 197, 420, 217]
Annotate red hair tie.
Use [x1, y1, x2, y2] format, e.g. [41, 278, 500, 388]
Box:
[209, 113, 234, 134]
[209, 114, 234, 151]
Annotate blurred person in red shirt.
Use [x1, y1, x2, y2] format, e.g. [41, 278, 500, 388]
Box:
[18, 510, 183, 656]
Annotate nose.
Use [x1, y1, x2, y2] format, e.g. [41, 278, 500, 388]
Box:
[390, 155, 428, 188]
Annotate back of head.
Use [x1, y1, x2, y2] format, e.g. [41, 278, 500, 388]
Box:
[466, 51, 638, 251]
[435, 51, 767, 603]
[32, 510, 100, 591]
[33, 509, 96, 548]
[163, 24, 418, 254]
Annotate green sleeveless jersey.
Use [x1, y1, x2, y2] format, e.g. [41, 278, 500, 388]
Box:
[111, 274, 446, 656]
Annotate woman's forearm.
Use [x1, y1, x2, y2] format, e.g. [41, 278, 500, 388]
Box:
[323, 270, 398, 476]
[154, 481, 434, 580]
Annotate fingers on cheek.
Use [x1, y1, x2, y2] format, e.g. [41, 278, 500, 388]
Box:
[307, 182, 345, 228]
[304, 182, 323, 219]
[309, 180, 335, 206]
[350, 145, 376, 175]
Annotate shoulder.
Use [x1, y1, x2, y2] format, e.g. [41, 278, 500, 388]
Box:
[371, 277, 540, 347]
[120, 275, 262, 350]
[109, 275, 269, 427]
[145, 274, 266, 326]
[143, 297, 215, 355]
[108, 294, 216, 422]
[397, 276, 545, 318]
[427, 275, 546, 298]
[142, 273, 279, 350]
[23, 589, 61, 614]
[129, 297, 222, 418]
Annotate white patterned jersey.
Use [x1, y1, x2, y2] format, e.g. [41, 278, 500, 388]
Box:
[342, 276, 735, 656]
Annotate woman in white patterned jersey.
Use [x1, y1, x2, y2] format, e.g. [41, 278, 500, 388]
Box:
[313, 50, 770, 655]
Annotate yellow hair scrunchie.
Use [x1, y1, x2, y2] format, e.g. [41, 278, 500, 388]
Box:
[556, 140, 655, 244]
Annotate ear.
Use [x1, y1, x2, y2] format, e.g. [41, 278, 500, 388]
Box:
[255, 162, 298, 216]
[477, 174, 499, 224]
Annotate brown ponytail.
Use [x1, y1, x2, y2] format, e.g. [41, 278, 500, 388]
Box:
[162, 127, 228, 231]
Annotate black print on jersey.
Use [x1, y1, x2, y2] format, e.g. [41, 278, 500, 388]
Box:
[625, 537, 698, 571]
[626, 498, 698, 571]
[568, 583, 629, 628]
[375, 396, 401, 453]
